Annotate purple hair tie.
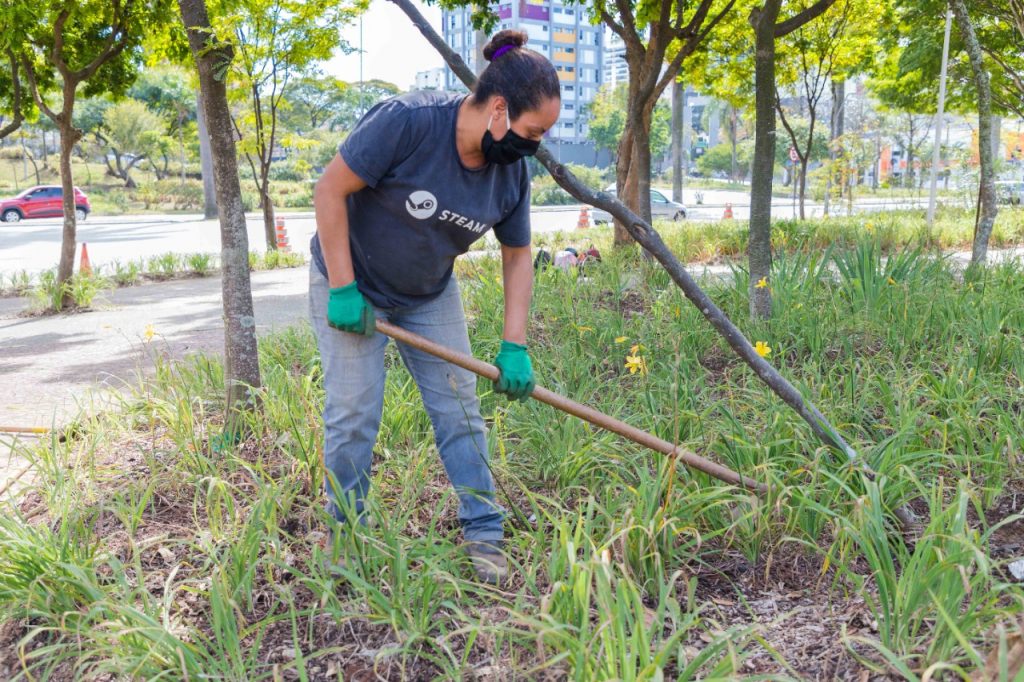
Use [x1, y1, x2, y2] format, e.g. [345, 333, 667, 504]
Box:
[492, 45, 517, 60]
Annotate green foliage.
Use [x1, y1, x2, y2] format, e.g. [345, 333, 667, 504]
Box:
[532, 163, 608, 205]
[109, 260, 143, 286]
[5, 226, 1024, 676]
[102, 100, 168, 174]
[697, 142, 752, 178]
[147, 252, 181, 278]
[128, 64, 195, 126]
[30, 269, 110, 311]
[186, 253, 215, 276]
[210, 0, 366, 237]
[586, 83, 671, 160]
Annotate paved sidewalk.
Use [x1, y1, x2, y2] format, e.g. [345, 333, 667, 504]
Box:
[0, 267, 312, 431]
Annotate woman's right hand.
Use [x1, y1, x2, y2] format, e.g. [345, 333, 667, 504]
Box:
[327, 282, 375, 336]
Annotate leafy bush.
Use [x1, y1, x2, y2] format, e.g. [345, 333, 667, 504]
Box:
[531, 163, 609, 205]
[29, 270, 110, 311]
[249, 250, 306, 271]
[268, 160, 313, 182]
[186, 253, 216, 276]
[108, 260, 143, 286]
[147, 253, 181, 278]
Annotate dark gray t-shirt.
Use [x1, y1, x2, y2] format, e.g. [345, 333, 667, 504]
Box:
[311, 91, 531, 309]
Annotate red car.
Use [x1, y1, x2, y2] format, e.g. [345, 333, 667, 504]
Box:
[0, 185, 91, 223]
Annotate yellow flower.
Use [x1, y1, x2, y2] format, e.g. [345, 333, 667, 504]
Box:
[865, 222, 875, 233]
[887, 277, 897, 285]
[614, 336, 628, 344]
[575, 325, 594, 335]
[754, 341, 772, 358]
[630, 343, 645, 354]
[625, 354, 648, 375]
[143, 324, 155, 342]
[755, 277, 769, 289]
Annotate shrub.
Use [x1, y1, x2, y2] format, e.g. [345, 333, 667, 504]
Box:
[186, 253, 216, 276]
[147, 253, 181, 278]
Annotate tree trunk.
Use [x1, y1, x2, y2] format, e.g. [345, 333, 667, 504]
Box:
[179, 0, 262, 433]
[634, 101, 654, 227]
[196, 88, 218, 219]
[178, 110, 186, 186]
[21, 134, 40, 184]
[951, 0, 998, 266]
[613, 128, 635, 246]
[729, 106, 739, 181]
[798, 158, 808, 219]
[824, 78, 844, 216]
[57, 116, 83, 308]
[672, 79, 683, 203]
[261, 184, 276, 251]
[748, 2, 782, 320]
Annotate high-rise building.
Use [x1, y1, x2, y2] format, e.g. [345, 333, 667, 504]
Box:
[413, 67, 446, 91]
[603, 32, 627, 87]
[441, 2, 604, 144]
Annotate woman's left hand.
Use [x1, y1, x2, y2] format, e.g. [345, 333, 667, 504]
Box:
[493, 340, 535, 401]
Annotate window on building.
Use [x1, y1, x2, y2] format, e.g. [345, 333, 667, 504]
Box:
[565, 103, 575, 110]
[562, 121, 573, 129]
[566, 47, 574, 53]
[566, 66, 574, 72]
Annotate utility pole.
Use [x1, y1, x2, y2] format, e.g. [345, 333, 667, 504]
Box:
[926, 5, 953, 235]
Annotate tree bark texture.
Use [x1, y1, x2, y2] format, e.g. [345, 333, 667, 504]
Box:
[748, 2, 781, 320]
[57, 113, 82, 308]
[389, 0, 862, 468]
[196, 88, 219, 219]
[950, 0, 998, 265]
[823, 79, 844, 216]
[179, 0, 263, 428]
[672, 78, 683, 203]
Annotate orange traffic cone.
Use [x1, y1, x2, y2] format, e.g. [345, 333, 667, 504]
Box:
[275, 216, 290, 252]
[577, 206, 591, 230]
[79, 242, 92, 276]
[723, 203, 734, 220]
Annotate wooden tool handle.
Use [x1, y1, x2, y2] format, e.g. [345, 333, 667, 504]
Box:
[374, 319, 767, 494]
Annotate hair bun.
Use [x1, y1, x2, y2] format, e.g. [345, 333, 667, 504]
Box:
[483, 29, 528, 61]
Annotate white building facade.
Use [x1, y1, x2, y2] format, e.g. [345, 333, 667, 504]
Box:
[441, 1, 605, 144]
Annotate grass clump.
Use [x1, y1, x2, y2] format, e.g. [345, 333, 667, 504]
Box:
[1, 234, 1022, 678]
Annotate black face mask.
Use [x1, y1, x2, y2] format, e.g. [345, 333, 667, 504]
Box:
[482, 110, 540, 165]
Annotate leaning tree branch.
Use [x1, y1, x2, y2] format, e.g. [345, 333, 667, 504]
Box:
[20, 57, 59, 123]
[775, 0, 838, 38]
[0, 52, 25, 140]
[387, 0, 864, 467]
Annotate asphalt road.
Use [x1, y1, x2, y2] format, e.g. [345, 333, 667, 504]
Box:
[0, 189, 935, 279]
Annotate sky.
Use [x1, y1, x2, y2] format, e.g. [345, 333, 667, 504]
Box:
[324, 0, 445, 90]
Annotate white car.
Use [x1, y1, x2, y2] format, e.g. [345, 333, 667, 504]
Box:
[591, 186, 687, 224]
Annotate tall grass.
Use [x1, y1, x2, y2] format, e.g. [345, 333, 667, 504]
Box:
[1, 235, 1022, 677]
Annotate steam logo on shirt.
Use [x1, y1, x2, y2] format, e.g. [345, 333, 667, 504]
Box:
[406, 190, 438, 219]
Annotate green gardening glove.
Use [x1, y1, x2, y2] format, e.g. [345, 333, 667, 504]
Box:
[327, 281, 375, 336]
[493, 340, 535, 402]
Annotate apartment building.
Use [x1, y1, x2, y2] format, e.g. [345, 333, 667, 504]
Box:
[442, 1, 605, 144]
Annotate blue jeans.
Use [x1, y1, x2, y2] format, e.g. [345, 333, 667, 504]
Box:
[308, 265, 504, 544]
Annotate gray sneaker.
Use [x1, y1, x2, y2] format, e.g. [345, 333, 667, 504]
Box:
[465, 541, 508, 585]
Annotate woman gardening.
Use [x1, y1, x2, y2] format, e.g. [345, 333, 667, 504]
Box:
[309, 30, 560, 584]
